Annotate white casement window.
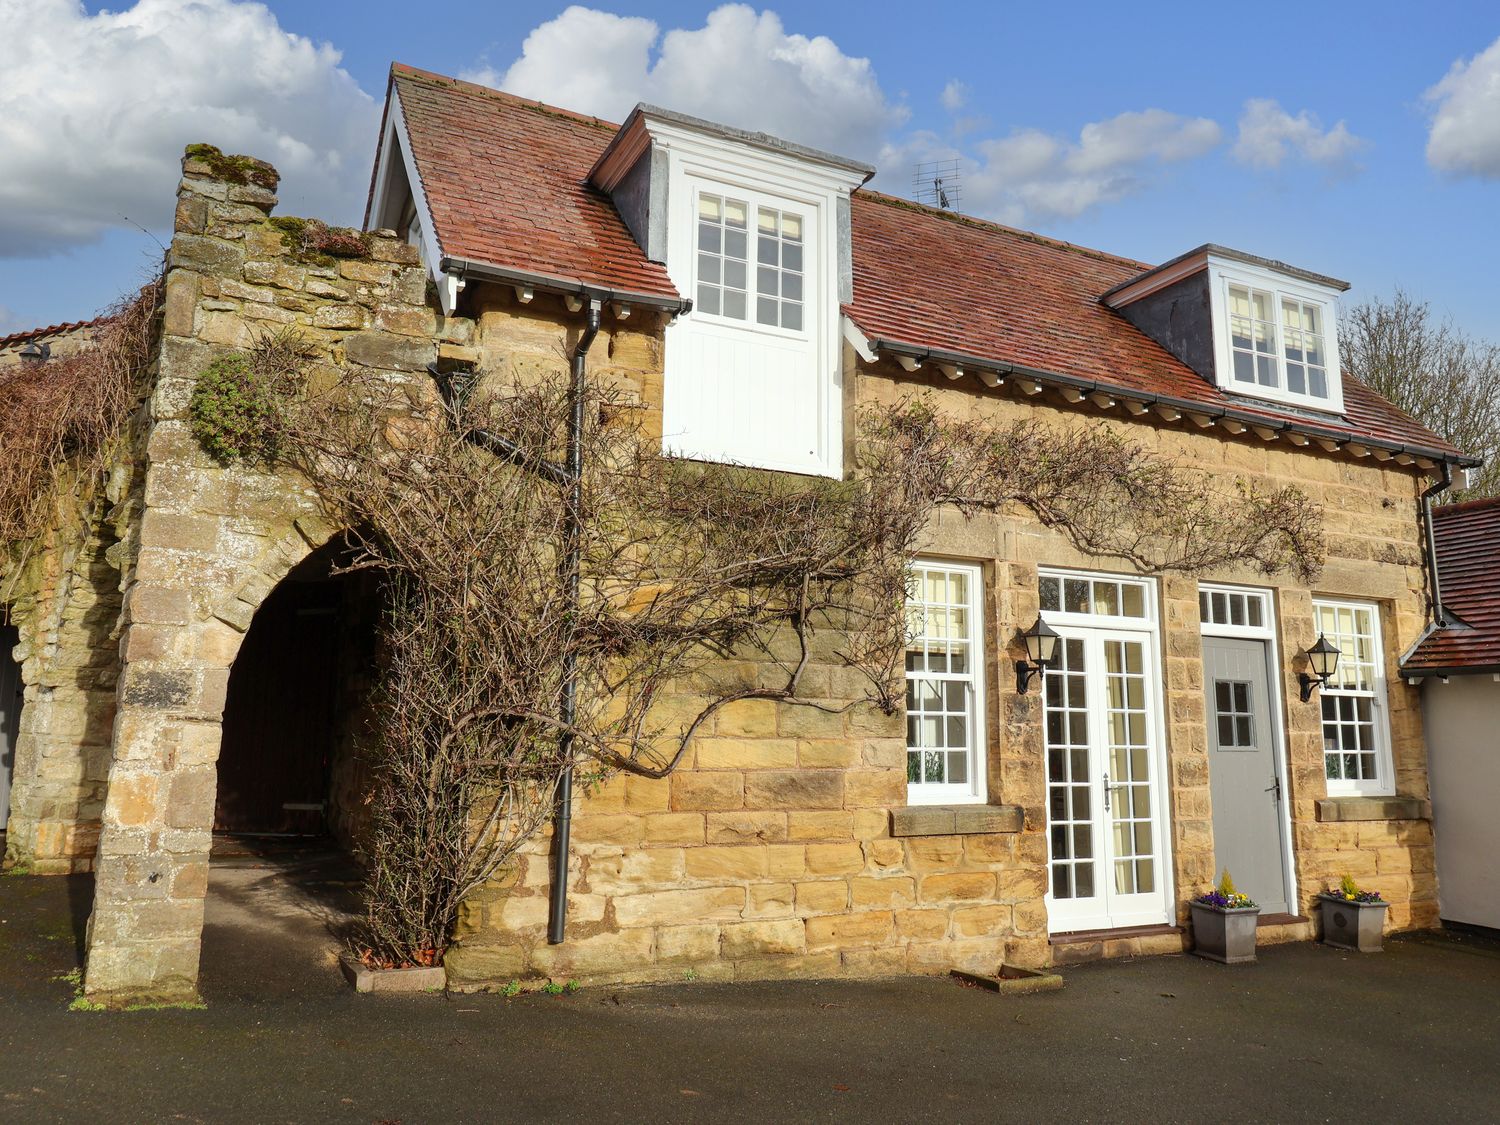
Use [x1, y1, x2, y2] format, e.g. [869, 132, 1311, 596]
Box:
[694, 193, 750, 321]
[904, 561, 987, 805]
[694, 194, 806, 334]
[1212, 268, 1343, 413]
[753, 206, 804, 331]
[1312, 599, 1394, 796]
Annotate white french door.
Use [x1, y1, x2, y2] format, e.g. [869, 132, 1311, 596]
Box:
[1043, 623, 1172, 933]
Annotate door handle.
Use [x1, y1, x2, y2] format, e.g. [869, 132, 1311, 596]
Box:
[1265, 777, 1281, 802]
[1102, 773, 1126, 812]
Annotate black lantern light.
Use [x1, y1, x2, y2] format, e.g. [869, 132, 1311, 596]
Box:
[1015, 615, 1061, 694]
[1298, 633, 1341, 702]
[19, 341, 50, 363]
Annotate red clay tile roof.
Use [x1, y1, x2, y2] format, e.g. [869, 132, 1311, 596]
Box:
[384, 64, 1467, 462]
[1403, 497, 1500, 673]
[845, 191, 1462, 460]
[385, 64, 679, 303]
[0, 315, 108, 350]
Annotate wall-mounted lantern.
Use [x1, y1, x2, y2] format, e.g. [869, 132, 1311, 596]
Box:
[1015, 615, 1060, 694]
[1298, 633, 1341, 702]
[18, 341, 50, 363]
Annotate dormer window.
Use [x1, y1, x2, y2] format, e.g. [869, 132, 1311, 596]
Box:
[1220, 275, 1338, 409]
[587, 105, 872, 479]
[1104, 245, 1348, 417]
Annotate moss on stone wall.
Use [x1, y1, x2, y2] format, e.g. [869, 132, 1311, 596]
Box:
[183, 144, 279, 191]
[268, 216, 373, 268]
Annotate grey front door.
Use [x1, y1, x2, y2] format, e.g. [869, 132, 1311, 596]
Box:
[0, 624, 20, 833]
[1202, 636, 1289, 915]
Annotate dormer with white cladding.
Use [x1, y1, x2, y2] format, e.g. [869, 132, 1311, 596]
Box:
[590, 107, 873, 478]
[1103, 245, 1349, 416]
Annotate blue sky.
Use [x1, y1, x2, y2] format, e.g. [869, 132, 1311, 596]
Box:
[2, 1, 1497, 340]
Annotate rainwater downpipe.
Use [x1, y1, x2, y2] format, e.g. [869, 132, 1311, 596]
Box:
[1420, 461, 1454, 628]
[548, 297, 602, 945]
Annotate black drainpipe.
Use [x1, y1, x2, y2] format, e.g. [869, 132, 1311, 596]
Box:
[1420, 462, 1454, 627]
[428, 295, 603, 947]
[548, 298, 602, 945]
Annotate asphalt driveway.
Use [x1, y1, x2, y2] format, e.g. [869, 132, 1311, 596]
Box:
[2, 859, 1498, 1124]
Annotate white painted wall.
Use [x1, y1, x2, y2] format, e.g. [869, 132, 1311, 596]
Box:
[1424, 675, 1500, 930]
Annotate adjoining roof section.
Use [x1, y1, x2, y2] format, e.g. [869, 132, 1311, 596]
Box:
[0, 315, 109, 351]
[381, 64, 681, 310]
[1102, 243, 1350, 309]
[843, 192, 1472, 467]
[1402, 497, 1500, 676]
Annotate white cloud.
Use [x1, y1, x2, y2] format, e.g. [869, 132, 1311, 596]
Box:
[0, 0, 378, 258]
[1232, 98, 1366, 172]
[465, 3, 906, 161]
[956, 110, 1222, 224]
[1425, 35, 1500, 179]
[940, 80, 968, 112]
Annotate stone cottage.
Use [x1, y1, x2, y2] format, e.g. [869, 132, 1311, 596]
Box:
[0, 63, 1480, 1004]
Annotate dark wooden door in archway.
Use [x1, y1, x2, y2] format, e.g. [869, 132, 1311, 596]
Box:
[215, 580, 342, 834]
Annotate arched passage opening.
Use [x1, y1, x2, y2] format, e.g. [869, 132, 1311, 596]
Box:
[200, 534, 384, 996]
[214, 534, 381, 848]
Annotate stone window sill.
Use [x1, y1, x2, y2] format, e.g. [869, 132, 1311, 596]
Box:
[1315, 796, 1429, 823]
[890, 804, 1023, 837]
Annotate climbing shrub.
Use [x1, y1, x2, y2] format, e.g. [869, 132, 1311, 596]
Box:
[187, 331, 310, 464]
[0, 278, 161, 550]
[202, 337, 1324, 968]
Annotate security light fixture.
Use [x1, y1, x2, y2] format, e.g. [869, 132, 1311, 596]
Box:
[1298, 633, 1341, 702]
[18, 341, 50, 363]
[1015, 615, 1060, 694]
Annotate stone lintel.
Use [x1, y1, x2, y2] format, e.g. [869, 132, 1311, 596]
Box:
[890, 804, 1023, 837]
[1315, 796, 1429, 823]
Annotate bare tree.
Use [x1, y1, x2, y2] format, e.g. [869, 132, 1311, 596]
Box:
[193, 338, 1324, 967]
[1340, 289, 1500, 499]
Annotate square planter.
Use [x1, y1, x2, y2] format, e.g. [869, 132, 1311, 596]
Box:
[1319, 895, 1389, 953]
[340, 955, 447, 994]
[1190, 902, 1260, 964]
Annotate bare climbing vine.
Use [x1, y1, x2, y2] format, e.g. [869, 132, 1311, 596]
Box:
[197, 336, 1322, 966]
[0, 279, 161, 552]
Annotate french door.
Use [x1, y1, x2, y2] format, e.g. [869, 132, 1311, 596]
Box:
[1044, 625, 1172, 933]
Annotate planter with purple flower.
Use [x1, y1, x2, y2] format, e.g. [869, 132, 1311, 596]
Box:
[1319, 875, 1389, 953]
[1190, 871, 1260, 964]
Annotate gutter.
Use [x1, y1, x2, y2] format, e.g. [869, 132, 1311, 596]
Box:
[439, 254, 691, 317]
[865, 336, 1482, 470]
[1420, 462, 1454, 627]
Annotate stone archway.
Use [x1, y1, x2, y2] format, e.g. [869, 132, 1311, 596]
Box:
[82, 515, 348, 1005]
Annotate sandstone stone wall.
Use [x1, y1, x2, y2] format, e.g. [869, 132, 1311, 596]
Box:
[79, 151, 451, 1001]
[2, 507, 130, 873]
[445, 340, 1440, 987]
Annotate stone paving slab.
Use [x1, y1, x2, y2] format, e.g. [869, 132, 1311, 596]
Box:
[2, 867, 1499, 1123]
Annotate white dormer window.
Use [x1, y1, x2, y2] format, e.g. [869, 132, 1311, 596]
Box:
[1210, 264, 1344, 413]
[588, 105, 872, 479]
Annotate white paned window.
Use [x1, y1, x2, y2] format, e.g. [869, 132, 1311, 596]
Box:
[905, 561, 986, 804]
[1313, 599, 1393, 796]
[1199, 587, 1267, 630]
[1039, 573, 1150, 620]
[755, 206, 804, 331]
[1212, 268, 1342, 413]
[695, 193, 749, 321]
[1280, 297, 1329, 399]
